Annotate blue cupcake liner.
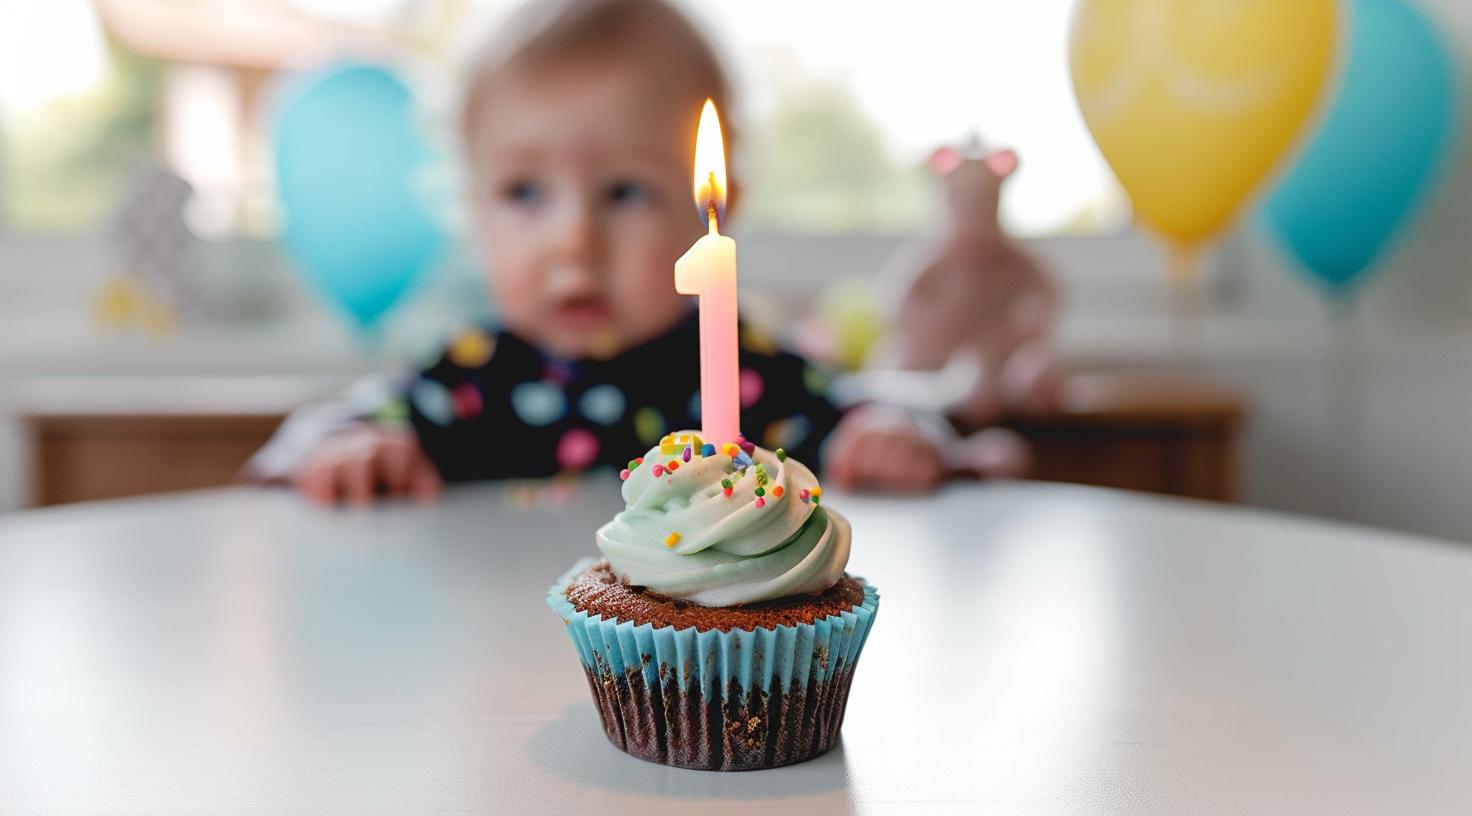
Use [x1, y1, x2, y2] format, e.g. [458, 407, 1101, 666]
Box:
[546, 558, 880, 770]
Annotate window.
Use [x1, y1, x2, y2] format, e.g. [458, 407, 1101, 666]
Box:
[690, 0, 1129, 236]
[0, 0, 159, 232]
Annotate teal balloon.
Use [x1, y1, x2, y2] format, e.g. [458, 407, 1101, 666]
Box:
[1260, 0, 1457, 293]
[273, 64, 446, 326]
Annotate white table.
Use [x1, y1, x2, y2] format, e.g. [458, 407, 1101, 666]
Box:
[2, 482, 1469, 815]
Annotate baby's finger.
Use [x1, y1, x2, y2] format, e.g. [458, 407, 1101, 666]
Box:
[409, 459, 443, 504]
[866, 442, 912, 491]
[874, 438, 937, 493]
[866, 432, 910, 472]
[823, 438, 854, 489]
[297, 463, 337, 506]
[854, 436, 901, 491]
[377, 437, 414, 496]
[342, 457, 376, 506]
[900, 446, 943, 492]
[849, 432, 886, 486]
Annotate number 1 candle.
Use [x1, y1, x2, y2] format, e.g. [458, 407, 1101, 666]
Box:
[674, 99, 739, 445]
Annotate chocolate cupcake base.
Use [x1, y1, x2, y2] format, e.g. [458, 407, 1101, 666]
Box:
[548, 559, 879, 771]
[584, 661, 855, 771]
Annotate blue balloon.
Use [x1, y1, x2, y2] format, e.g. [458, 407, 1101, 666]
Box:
[273, 64, 446, 327]
[1260, 0, 1458, 293]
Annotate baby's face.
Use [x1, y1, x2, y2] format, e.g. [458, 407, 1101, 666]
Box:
[467, 58, 704, 360]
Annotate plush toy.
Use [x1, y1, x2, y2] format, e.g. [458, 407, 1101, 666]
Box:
[100, 165, 218, 333]
[886, 142, 1062, 426]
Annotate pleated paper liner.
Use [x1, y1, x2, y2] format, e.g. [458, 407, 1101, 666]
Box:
[547, 558, 880, 770]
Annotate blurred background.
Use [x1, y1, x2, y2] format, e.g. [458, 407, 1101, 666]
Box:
[0, 0, 1468, 540]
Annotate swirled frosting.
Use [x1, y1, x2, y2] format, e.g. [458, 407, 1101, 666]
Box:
[596, 433, 850, 607]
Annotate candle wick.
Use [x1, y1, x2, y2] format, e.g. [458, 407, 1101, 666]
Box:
[706, 170, 720, 235]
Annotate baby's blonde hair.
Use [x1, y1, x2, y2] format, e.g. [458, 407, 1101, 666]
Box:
[460, 0, 733, 153]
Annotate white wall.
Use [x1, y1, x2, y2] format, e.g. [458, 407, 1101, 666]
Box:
[1217, 0, 1472, 538]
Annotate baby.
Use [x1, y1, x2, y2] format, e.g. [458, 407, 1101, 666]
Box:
[258, 0, 1007, 504]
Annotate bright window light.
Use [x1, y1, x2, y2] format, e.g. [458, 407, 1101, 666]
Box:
[689, 0, 1129, 236]
[0, 0, 109, 112]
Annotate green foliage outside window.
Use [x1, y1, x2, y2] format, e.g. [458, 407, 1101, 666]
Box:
[743, 79, 935, 235]
[1, 41, 161, 232]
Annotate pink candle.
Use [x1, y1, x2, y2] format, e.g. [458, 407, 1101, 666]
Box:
[674, 100, 740, 445]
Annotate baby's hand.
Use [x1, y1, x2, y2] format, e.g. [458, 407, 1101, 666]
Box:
[295, 424, 442, 507]
[824, 406, 945, 494]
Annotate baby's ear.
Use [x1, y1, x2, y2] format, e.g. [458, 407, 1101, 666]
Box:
[928, 146, 964, 176]
[984, 148, 1019, 179]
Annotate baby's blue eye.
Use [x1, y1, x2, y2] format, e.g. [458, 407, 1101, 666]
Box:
[607, 180, 648, 207]
[504, 179, 543, 206]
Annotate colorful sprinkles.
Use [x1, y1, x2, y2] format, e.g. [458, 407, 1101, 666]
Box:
[660, 432, 703, 456]
[664, 532, 681, 548]
[621, 435, 823, 513]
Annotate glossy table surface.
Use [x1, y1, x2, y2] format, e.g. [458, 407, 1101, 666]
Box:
[2, 482, 1470, 814]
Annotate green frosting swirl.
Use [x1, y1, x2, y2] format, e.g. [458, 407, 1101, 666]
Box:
[595, 434, 850, 606]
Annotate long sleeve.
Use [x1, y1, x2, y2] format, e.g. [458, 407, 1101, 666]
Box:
[241, 375, 405, 484]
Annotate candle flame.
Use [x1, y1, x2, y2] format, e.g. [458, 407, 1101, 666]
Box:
[692, 99, 726, 233]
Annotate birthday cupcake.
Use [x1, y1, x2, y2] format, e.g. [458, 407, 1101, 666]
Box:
[547, 431, 879, 771]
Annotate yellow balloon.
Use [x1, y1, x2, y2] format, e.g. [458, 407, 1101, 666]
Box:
[1070, 0, 1337, 247]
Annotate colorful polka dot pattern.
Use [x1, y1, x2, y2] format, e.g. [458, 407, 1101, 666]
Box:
[406, 318, 848, 483]
[375, 397, 410, 425]
[763, 414, 811, 451]
[452, 382, 483, 420]
[740, 323, 777, 355]
[802, 364, 831, 396]
[511, 381, 565, 427]
[633, 406, 665, 445]
[556, 428, 600, 471]
[578, 384, 625, 426]
[411, 379, 455, 427]
[447, 328, 495, 368]
[543, 360, 575, 385]
[739, 367, 764, 408]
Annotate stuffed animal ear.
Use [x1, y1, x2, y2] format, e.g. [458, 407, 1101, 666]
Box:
[984, 148, 1019, 179]
[929, 146, 964, 176]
